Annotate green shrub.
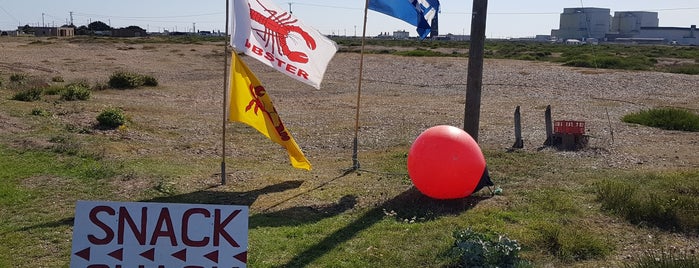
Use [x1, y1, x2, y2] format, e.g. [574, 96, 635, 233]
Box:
[61, 84, 91, 101]
[96, 108, 126, 128]
[622, 108, 699, 132]
[109, 71, 144, 89]
[51, 76, 64, 82]
[108, 71, 158, 89]
[447, 228, 527, 267]
[11, 88, 42, 102]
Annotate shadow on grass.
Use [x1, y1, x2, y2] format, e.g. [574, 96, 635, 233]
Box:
[276, 187, 491, 267]
[7, 180, 307, 234]
[144, 180, 305, 206]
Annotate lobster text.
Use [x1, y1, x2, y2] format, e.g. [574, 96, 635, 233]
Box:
[245, 39, 310, 81]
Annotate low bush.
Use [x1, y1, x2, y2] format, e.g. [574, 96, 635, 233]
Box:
[447, 228, 527, 267]
[11, 88, 42, 102]
[96, 108, 126, 128]
[108, 71, 158, 89]
[51, 76, 64, 82]
[61, 84, 91, 101]
[622, 108, 699, 132]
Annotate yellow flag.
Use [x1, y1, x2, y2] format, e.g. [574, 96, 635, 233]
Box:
[229, 53, 311, 170]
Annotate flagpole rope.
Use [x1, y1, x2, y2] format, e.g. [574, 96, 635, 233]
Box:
[221, 0, 230, 185]
[350, 0, 370, 171]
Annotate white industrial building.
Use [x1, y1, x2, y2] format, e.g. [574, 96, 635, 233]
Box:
[551, 7, 611, 41]
[552, 7, 698, 45]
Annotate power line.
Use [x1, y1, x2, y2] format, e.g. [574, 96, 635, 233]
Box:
[71, 11, 223, 20]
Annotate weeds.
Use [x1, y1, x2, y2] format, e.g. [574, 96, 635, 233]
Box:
[622, 108, 699, 132]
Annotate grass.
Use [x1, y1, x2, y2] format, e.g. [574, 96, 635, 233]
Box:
[595, 171, 699, 233]
[622, 108, 699, 132]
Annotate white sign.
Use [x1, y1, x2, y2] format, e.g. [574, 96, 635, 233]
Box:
[70, 200, 248, 268]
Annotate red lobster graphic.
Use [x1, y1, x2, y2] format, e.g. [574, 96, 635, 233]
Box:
[249, 0, 316, 64]
[245, 84, 291, 141]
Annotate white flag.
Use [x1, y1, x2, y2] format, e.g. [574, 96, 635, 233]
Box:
[231, 0, 338, 89]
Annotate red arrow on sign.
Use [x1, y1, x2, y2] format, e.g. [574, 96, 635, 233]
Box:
[234, 251, 247, 263]
[74, 247, 91, 261]
[172, 248, 187, 262]
[108, 248, 123, 261]
[204, 250, 218, 263]
[140, 248, 155, 261]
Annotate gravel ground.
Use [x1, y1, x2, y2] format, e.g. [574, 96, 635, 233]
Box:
[1, 38, 698, 266]
[1, 39, 697, 171]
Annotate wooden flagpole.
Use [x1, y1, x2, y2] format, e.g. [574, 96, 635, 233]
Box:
[350, 0, 370, 171]
[221, 0, 230, 185]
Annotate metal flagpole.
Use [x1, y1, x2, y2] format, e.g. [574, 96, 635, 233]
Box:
[350, 0, 370, 171]
[221, 0, 230, 185]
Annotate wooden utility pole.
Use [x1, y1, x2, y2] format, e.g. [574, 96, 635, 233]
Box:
[463, 0, 488, 142]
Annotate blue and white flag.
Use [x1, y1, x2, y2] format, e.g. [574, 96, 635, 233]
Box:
[368, 0, 440, 39]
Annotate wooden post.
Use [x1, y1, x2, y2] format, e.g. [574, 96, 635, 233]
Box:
[544, 105, 553, 146]
[463, 0, 488, 142]
[512, 106, 523, 148]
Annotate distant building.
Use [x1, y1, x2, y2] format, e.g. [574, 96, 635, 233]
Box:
[393, 30, 410, 39]
[112, 27, 146, 37]
[611, 11, 659, 35]
[551, 7, 611, 41]
[25, 26, 74, 37]
[552, 7, 698, 45]
[632, 25, 697, 45]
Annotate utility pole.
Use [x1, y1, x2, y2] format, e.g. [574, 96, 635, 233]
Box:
[42, 13, 45, 27]
[193, 22, 196, 33]
[69, 11, 74, 26]
[288, 2, 293, 14]
[463, 0, 488, 142]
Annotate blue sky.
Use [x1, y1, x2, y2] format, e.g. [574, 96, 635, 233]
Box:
[0, 0, 697, 38]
